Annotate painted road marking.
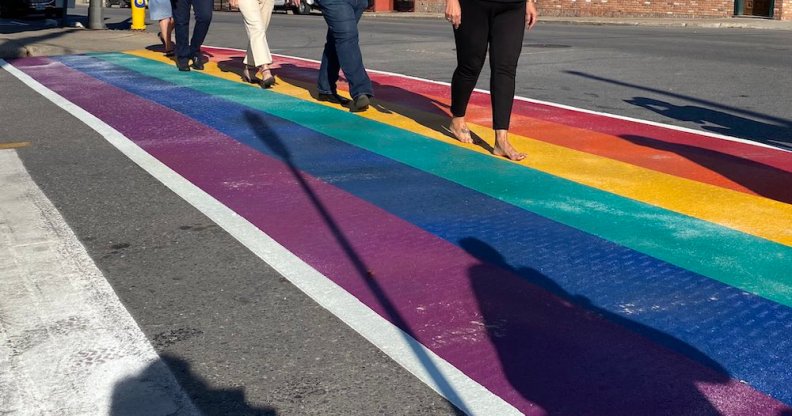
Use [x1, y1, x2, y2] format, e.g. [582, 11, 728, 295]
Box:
[127, 49, 792, 250]
[11, 54, 792, 413]
[1, 58, 522, 416]
[0, 141, 30, 149]
[206, 45, 791, 153]
[0, 149, 199, 416]
[0, 20, 27, 26]
[94, 52, 792, 309]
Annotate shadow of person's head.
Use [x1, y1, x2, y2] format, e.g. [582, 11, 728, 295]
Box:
[459, 237, 733, 415]
[111, 353, 277, 415]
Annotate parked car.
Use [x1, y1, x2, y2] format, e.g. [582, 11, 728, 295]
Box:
[0, 0, 64, 17]
[273, 0, 318, 15]
[105, 0, 132, 7]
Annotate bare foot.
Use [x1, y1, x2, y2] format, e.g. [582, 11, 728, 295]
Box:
[493, 131, 526, 161]
[448, 117, 473, 144]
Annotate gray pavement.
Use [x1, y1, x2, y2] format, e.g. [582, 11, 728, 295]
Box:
[2, 7, 791, 58]
[2, 9, 791, 415]
[0, 65, 464, 415]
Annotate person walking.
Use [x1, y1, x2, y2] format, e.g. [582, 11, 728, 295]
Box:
[316, 0, 373, 112]
[445, 0, 538, 161]
[149, 0, 175, 56]
[229, 0, 276, 88]
[173, 0, 213, 71]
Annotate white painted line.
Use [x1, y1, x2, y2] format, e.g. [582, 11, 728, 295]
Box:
[0, 19, 27, 26]
[210, 46, 791, 154]
[1, 59, 522, 416]
[0, 150, 200, 416]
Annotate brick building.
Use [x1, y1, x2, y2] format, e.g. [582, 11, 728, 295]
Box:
[388, 0, 790, 19]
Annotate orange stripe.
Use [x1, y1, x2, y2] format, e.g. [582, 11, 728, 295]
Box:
[0, 141, 31, 150]
[203, 49, 792, 204]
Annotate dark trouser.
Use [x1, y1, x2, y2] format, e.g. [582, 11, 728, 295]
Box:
[174, 0, 212, 63]
[317, 0, 373, 99]
[451, 0, 525, 130]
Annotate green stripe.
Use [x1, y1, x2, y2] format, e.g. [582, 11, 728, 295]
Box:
[100, 52, 792, 306]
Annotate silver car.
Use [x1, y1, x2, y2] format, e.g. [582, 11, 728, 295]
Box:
[273, 0, 319, 15]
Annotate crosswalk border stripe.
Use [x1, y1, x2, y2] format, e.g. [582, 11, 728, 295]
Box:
[1, 58, 522, 416]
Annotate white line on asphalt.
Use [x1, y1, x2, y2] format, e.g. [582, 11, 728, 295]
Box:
[215, 46, 792, 154]
[0, 150, 200, 416]
[0, 19, 27, 26]
[1, 59, 522, 416]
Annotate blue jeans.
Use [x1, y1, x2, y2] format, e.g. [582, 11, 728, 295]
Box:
[174, 0, 212, 63]
[317, 0, 373, 99]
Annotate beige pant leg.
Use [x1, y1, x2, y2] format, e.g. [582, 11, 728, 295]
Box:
[239, 0, 275, 67]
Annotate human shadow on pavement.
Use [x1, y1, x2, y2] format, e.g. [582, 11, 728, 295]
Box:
[216, 58, 494, 153]
[620, 132, 792, 205]
[625, 97, 792, 151]
[111, 353, 277, 415]
[242, 109, 467, 416]
[566, 70, 792, 150]
[460, 237, 733, 416]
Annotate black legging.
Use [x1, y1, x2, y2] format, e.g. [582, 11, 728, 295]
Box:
[451, 0, 526, 131]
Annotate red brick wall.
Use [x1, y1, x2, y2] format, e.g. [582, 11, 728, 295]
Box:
[415, 0, 736, 17]
[777, 0, 792, 19]
[415, 0, 792, 19]
[536, 0, 734, 17]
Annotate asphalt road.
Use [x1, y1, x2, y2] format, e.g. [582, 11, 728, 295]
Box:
[2, 9, 791, 415]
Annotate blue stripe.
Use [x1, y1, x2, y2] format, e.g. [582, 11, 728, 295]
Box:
[59, 53, 792, 404]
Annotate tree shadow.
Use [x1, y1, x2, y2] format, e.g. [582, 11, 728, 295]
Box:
[111, 353, 277, 415]
[460, 237, 736, 416]
[620, 133, 792, 205]
[625, 96, 792, 151]
[241, 109, 467, 415]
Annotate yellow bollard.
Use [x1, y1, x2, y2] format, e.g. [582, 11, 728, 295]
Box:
[131, 0, 146, 30]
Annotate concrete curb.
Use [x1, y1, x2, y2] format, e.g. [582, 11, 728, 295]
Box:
[0, 39, 29, 58]
[0, 27, 158, 59]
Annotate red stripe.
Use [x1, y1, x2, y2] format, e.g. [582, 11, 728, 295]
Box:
[205, 48, 792, 204]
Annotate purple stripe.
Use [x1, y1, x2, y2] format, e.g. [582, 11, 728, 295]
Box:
[14, 57, 790, 415]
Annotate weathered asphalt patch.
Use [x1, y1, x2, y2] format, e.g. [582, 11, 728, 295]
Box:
[0, 150, 200, 416]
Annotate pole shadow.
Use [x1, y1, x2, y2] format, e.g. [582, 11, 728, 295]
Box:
[241, 109, 467, 415]
[111, 353, 277, 415]
[459, 237, 739, 416]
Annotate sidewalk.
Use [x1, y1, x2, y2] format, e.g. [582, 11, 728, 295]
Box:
[1, 12, 790, 59]
[0, 24, 156, 59]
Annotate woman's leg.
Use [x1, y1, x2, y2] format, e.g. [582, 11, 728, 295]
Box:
[160, 17, 174, 52]
[450, 0, 489, 143]
[166, 17, 174, 49]
[256, 0, 276, 80]
[489, 1, 526, 160]
[238, 0, 266, 67]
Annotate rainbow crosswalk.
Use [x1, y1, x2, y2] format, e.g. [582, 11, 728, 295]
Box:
[7, 48, 791, 415]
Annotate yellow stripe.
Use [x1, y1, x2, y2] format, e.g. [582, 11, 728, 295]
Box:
[126, 50, 792, 246]
[0, 141, 31, 150]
